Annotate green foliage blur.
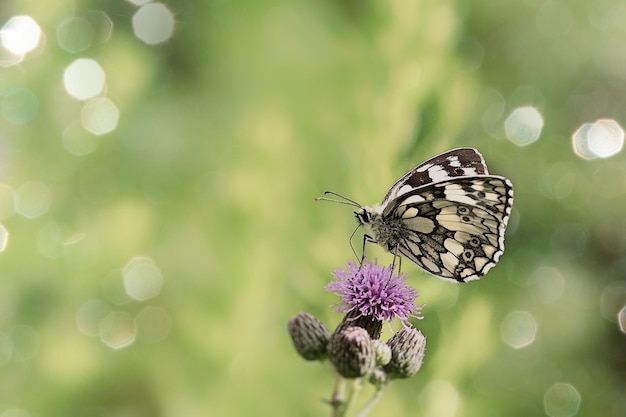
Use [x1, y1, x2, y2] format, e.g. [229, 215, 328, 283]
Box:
[1, 0, 625, 416]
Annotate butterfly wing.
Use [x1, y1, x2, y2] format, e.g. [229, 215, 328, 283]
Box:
[382, 148, 490, 206]
[387, 176, 513, 282]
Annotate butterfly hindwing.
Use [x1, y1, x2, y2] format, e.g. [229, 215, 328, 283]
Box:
[390, 176, 513, 282]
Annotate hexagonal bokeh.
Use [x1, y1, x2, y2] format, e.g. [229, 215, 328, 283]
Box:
[500, 310, 537, 349]
[63, 58, 106, 100]
[618, 305, 626, 334]
[544, 383, 581, 417]
[15, 181, 52, 219]
[0, 224, 8, 252]
[572, 119, 624, 160]
[1, 15, 42, 55]
[123, 256, 164, 301]
[81, 97, 119, 135]
[100, 311, 136, 349]
[132, 3, 176, 45]
[504, 106, 544, 146]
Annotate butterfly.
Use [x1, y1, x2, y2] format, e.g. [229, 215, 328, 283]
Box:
[318, 148, 514, 282]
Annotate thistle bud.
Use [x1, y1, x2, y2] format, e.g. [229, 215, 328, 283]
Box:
[368, 367, 388, 388]
[372, 339, 391, 367]
[383, 327, 426, 379]
[329, 326, 375, 378]
[288, 312, 330, 361]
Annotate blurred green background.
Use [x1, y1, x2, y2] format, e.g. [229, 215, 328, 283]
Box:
[1, 0, 625, 416]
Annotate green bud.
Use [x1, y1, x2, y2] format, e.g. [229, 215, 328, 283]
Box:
[329, 326, 375, 378]
[383, 327, 426, 379]
[368, 367, 388, 388]
[372, 339, 391, 366]
[288, 312, 330, 361]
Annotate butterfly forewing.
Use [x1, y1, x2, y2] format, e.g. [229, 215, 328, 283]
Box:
[382, 148, 490, 205]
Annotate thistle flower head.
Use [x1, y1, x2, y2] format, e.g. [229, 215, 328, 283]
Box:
[325, 259, 423, 326]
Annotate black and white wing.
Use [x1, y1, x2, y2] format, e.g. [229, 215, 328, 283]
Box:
[381, 148, 490, 206]
[385, 176, 513, 282]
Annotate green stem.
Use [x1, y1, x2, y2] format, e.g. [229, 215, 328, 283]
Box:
[329, 375, 363, 417]
[344, 378, 363, 416]
[330, 374, 347, 417]
[355, 384, 387, 417]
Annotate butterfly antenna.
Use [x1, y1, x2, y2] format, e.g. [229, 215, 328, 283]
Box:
[314, 191, 362, 208]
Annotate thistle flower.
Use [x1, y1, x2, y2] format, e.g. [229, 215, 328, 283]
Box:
[325, 259, 423, 326]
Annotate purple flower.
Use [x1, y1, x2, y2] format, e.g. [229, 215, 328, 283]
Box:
[325, 259, 423, 326]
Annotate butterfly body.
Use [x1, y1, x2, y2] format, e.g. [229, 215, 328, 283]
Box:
[352, 148, 513, 283]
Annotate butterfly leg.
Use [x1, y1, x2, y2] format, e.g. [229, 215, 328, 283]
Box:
[357, 233, 372, 267]
[386, 246, 402, 284]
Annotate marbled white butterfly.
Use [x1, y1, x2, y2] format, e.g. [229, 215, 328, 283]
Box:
[319, 148, 514, 282]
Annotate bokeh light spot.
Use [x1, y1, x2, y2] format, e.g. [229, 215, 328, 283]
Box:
[100, 311, 136, 349]
[588, 119, 624, 158]
[57, 16, 94, 53]
[505, 106, 544, 146]
[85, 11, 114, 45]
[599, 283, 626, 323]
[0, 16, 42, 55]
[127, 0, 153, 6]
[136, 306, 172, 343]
[81, 97, 119, 135]
[0, 45, 22, 67]
[1, 88, 39, 125]
[15, 181, 52, 219]
[123, 257, 163, 301]
[0, 224, 8, 252]
[573, 119, 624, 160]
[419, 380, 459, 417]
[132, 3, 176, 45]
[571, 123, 595, 160]
[618, 305, 626, 334]
[76, 299, 111, 337]
[544, 383, 581, 417]
[63, 58, 106, 100]
[0, 184, 16, 219]
[529, 266, 565, 304]
[501, 310, 537, 349]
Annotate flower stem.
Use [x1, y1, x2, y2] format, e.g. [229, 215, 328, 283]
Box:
[330, 374, 347, 417]
[355, 384, 387, 417]
[329, 375, 364, 417]
[345, 378, 363, 416]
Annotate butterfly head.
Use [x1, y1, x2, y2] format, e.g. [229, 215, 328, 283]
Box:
[354, 205, 383, 227]
[354, 207, 370, 225]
